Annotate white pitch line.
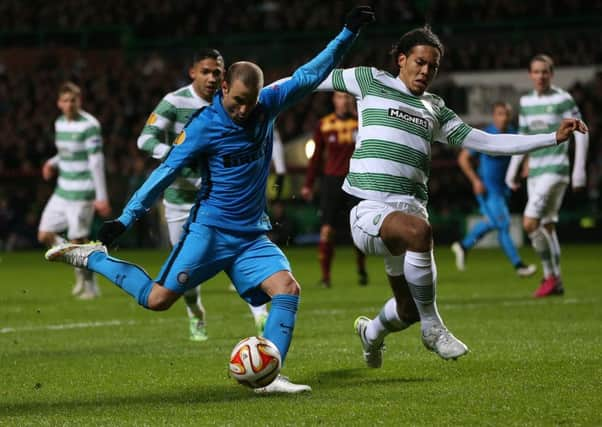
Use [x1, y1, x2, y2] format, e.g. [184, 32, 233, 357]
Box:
[0, 317, 179, 334]
[1, 298, 593, 335]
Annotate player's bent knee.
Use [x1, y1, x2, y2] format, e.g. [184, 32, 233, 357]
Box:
[407, 221, 432, 252]
[277, 278, 300, 296]
[146, 286, 180, 311]
[523, 218, 539, 233]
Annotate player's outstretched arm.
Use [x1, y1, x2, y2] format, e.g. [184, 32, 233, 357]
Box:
[263, 6, 374, 112]
[98, 162, 181, 246]
[107, 116, 207, 243]
[460, 118, 587, 156]
[555, 118, 588, 142]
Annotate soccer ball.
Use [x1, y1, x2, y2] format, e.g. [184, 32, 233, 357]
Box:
[229, 336, 281, 388]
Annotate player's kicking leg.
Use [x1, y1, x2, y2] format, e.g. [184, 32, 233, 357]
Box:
[230, 237, 310, 394]
[352, 205, 468, 365]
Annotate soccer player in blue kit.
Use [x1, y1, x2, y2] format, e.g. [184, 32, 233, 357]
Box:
[451, 102, 536, 277]
[45, 6, 375, 394]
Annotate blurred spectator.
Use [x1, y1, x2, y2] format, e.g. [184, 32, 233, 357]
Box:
[0, 0, 600, 248]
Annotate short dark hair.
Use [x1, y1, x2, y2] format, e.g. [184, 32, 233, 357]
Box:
[529, 54, 554, 73]
[225, 61, 264, 89]
[390, 25, 445, 65]
[192, 48, 224, 67]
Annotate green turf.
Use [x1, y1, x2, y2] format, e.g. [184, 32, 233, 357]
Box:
[1, 245, 601, 426]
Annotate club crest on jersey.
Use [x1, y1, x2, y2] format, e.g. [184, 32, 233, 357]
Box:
[388, 108, 429, 130]
[174, 130, 186, 145]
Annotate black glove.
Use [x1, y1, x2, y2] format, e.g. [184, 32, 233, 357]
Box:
[98, 219, 126, 247]
[344, 5, 375, 33]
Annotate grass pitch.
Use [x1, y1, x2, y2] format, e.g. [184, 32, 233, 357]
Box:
[1, 244, 601, 426]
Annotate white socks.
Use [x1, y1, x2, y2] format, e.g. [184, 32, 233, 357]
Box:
[529, 227, 556, 277]
[547, 228, 561, 277]
[249, 303, 268, 322]
[403, 250, 443, 331]
[184, 287, 205, 321]
[365, 297, 410, 344]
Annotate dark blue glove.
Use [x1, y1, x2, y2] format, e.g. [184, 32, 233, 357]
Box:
[98, 219, 126, 247]
[345, 6, 375, 33]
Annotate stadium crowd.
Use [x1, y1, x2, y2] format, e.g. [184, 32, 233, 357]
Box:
[1, 0, 601, 249]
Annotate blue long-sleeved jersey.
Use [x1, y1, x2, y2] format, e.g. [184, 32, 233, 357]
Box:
[469, 124, 516, 195]
[118, 27, 356, 232]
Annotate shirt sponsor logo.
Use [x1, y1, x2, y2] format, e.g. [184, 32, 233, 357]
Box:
[388, 108, 429, 129]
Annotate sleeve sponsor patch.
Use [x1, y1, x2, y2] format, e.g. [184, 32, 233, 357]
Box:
[146, 112, 158, 126]
[173, 130, 186, 146]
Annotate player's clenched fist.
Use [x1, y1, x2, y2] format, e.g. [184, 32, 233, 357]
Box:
[98, 219, 126, 247]
[345, 6, 375, 33]
[555, 118, 588, 143]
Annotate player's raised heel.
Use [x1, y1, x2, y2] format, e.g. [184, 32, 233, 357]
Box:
[422, 325, 469, 360]
[253, 375, 311, 394]
[354, 316, 384, 368]
[451, 242, 466, 271]
[45, 241, 107, 268]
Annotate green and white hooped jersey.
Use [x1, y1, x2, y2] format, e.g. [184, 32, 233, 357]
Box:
[54, 111, 102, 201]
[519, 86, 581, 181]
[138, 84, 209, 206]
[320, 67, 473, 204]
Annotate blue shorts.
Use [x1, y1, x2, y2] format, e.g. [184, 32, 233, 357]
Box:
[155, 222, 290, 306]
[476, 192, 510, 229]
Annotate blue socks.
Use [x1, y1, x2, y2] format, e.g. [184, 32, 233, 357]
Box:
[498, 227, 522, 267]
[88, 251, 153, 307]
[263, 294, 299, 364]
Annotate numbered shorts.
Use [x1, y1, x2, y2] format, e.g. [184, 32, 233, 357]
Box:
[38, 194, 94, 240]
[525, 175, 568, 224]
[349, 198, 428, 276]
[155, 222, 290, 306]
[163, 201, 194, 246]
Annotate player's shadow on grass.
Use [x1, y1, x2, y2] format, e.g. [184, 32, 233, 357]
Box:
[313, 367, 434, 388]
[1, 385, 266, 416]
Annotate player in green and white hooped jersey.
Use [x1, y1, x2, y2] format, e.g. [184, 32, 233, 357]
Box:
[505, 54, 589, 298]
[38, 82, 111, 300]
[317, 27, 587, 366]
[137, 49, 268, 341]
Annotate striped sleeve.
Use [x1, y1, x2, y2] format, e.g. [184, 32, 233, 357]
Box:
[316, 67, 371, 99]
[83, 125, 102, 154]
[561, 93, 581, 120]
[137, 97, 175, 160]
[433, 101, 473, 146]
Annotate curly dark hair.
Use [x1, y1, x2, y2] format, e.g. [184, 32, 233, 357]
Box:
[390, 25, 444, 69]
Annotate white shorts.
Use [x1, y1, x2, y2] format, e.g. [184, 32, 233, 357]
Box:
[163, 201, 193, 246]
[350, 198, 428, 276]
[38, 194, 95, 240]
[525, 175, 568, 224]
